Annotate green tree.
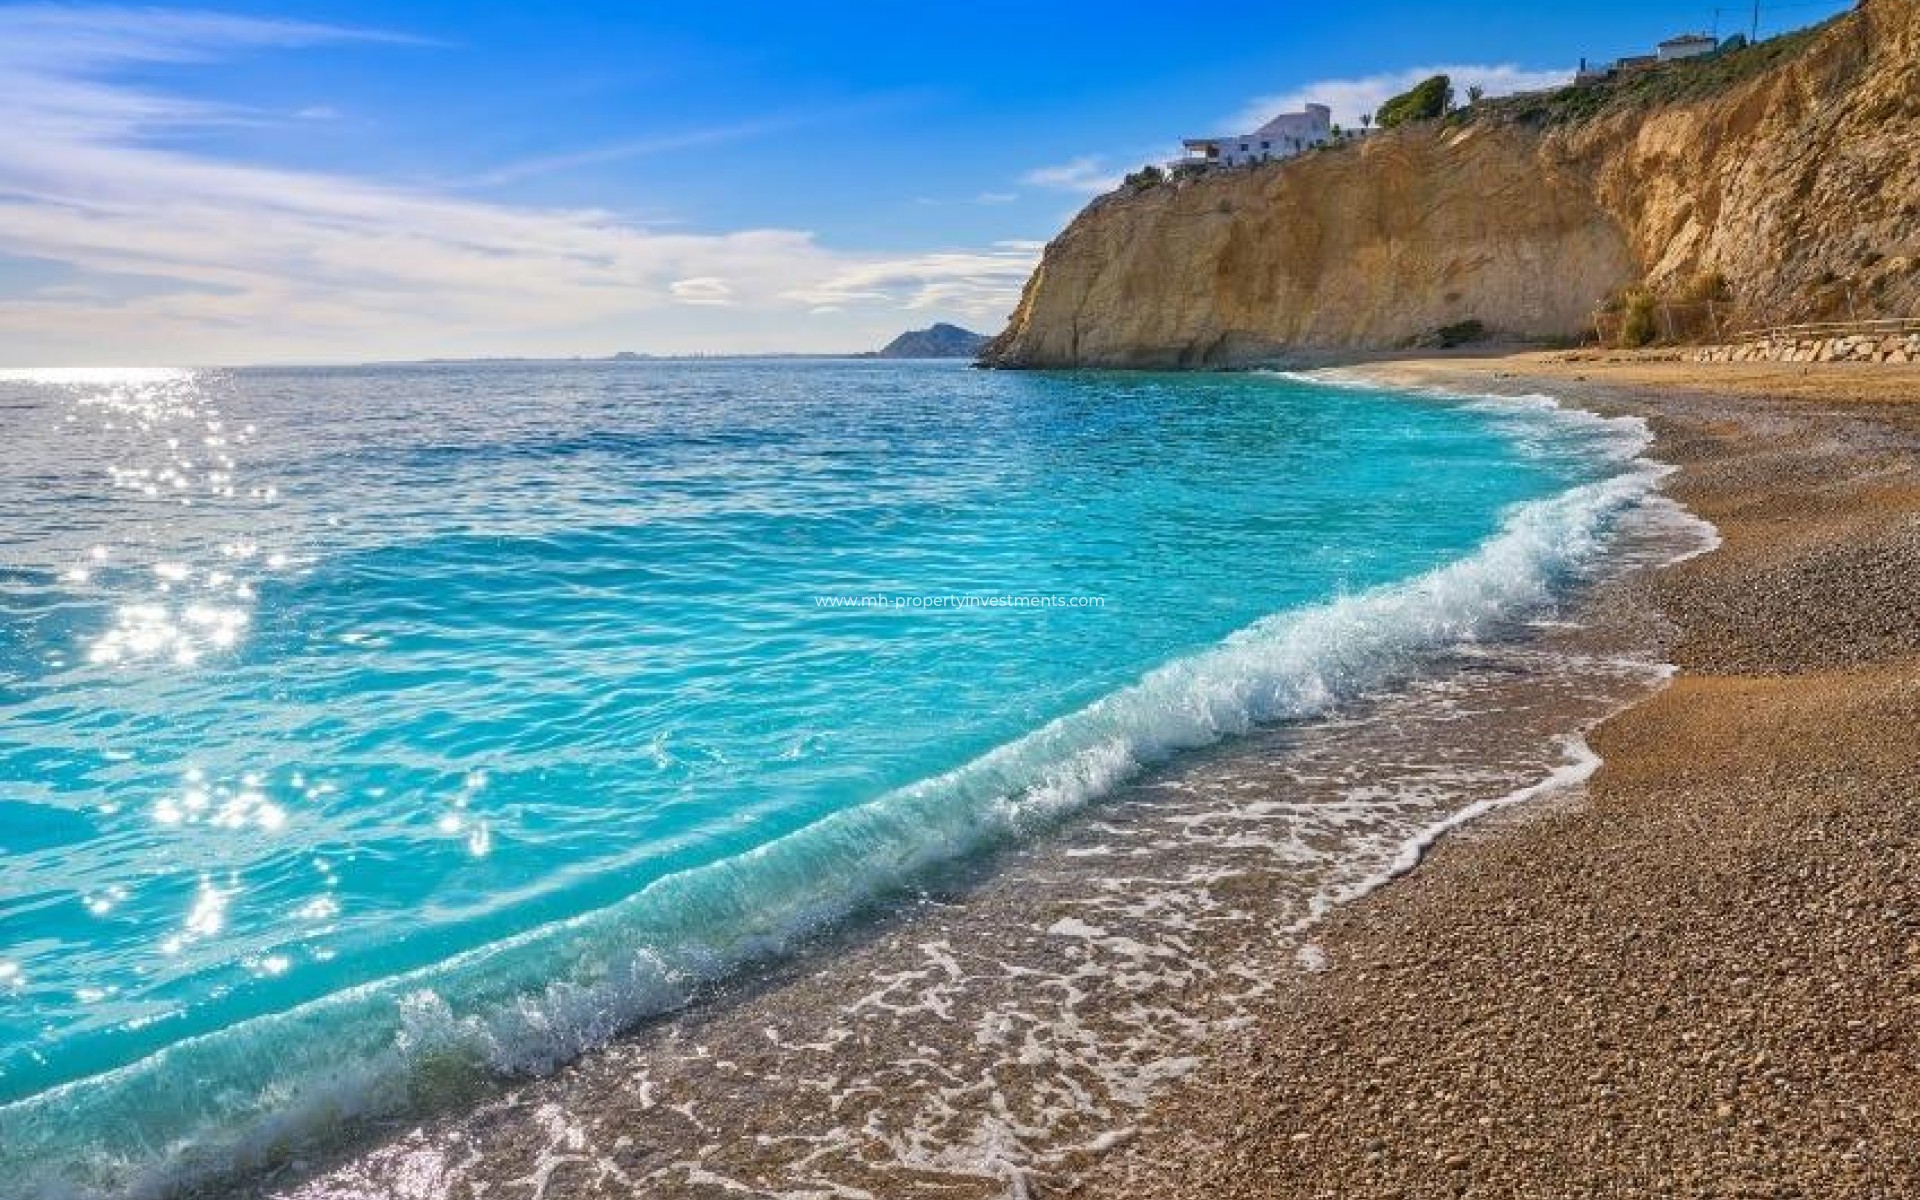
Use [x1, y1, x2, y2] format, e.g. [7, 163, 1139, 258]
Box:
[1467, 84, 1485, 105]
[1376, 75, 1452, 127]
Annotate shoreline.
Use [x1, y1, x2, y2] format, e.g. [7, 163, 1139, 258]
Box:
[71, 355, 1918, 1199]
[1075, 352, 1920, 1197]
[182, 371, 1691, 1200]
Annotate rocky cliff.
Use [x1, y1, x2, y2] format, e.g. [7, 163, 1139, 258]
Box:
[982, 0, 1920, 368]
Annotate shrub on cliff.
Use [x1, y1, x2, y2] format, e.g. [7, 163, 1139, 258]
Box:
[1122, 165, 1166, 191]
[1377, 75, 1452, 127]
[1674, 271, 1733, 305]
[1619, 289, 1659, 347]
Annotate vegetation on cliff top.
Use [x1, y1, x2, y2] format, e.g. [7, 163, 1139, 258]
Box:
[1376, 75, 1454, 128]
[1471, 19, 1842, 130]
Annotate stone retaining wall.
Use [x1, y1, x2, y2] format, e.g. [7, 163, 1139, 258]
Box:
[1693, 330, 1920, 364]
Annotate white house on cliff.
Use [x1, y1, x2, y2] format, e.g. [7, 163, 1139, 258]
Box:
[1657, 33, 1718, 61]
[1178, 103, 1332, 169]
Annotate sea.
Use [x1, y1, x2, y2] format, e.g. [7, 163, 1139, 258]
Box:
[0, 360, 1710, 1197]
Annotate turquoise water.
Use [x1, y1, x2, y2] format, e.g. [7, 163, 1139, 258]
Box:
[0, 361, 1657, 1195]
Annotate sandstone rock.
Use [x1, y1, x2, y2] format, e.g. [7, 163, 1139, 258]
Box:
[980, 124, 1635, 368]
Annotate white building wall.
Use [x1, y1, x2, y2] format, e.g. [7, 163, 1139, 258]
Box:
[1658, 38, 1717, 62]
[1214, 104, 1332, 167]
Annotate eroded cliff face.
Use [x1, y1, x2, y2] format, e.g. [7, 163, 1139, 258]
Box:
[981, 125, 1636, 368]
[982, 0, 1920, 368]
[1566, 0, 1920, 320]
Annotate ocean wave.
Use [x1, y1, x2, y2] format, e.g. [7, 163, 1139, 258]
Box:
[0, 392, 1687, 1200]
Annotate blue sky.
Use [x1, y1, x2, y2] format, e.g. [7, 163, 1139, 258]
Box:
[0, 0, 1852, 364]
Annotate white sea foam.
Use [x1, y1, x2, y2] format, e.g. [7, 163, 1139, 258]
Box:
[0, 387, 1708, 1200]
[1327, 732, 1605, 912]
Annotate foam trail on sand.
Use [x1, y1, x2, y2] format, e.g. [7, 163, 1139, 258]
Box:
[1324, 732, 1605, 915]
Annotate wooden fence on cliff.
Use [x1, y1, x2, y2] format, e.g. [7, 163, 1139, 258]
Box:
[1590, 300, 1733, 346]
[1592, 309, 1920, 354]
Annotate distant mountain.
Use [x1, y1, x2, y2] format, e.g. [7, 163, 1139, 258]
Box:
[874, 323, 990, 359]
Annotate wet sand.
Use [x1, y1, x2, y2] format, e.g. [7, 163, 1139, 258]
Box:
[1076, 353, 1920, 1198]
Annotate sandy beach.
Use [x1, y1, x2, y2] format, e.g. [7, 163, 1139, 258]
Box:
[1076, 352, 1920, 1198]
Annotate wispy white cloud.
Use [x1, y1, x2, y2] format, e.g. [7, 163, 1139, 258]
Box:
[469, 120, 793, 187]
[0, 5, 430, 66]
[790, 242, 1039, 317]
[1225, 63, 1571, 132]
[468, 98, 908, 187]
[913, 191, 1023, 208]
[1020, 155, 1124, 196]
[468, 108, 860, 189]
[0, 8, 1031, 362]
[668, 276, 734, 306]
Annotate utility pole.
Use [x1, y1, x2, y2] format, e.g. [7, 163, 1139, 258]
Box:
[1751, 0, 1761, 40]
